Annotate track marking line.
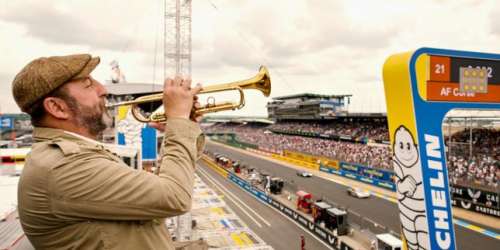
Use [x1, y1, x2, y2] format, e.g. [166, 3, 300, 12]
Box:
[198, 167, 271, 227]
[198, 168, 262, 228]
[200, 167, 271, 227]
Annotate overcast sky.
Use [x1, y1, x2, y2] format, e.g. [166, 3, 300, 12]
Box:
[1, 0, 500, 116]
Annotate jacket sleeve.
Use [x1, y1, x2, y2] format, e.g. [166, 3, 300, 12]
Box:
[49, 118, 205, 221]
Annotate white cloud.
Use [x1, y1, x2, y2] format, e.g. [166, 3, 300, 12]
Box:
[1, 0, 499, 116]
[489, 1, 500, 37]
[0, 72, 18, 114]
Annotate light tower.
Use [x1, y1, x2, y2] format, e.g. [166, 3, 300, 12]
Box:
[164, 0, 192, 78]
[164, 0, 193, 242]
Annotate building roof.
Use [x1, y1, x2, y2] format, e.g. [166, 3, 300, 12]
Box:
[204, 116, 274, 124]
[446, 109, 500, 119]
[104, 83, 163, 96]
[346, 112, 387, 118]
[272, 93, 352, 100]
[0, 114, 30, 119]
[232, 118, 274, 124]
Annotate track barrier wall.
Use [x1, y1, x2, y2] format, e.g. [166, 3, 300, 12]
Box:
[450, 185, 500, 217]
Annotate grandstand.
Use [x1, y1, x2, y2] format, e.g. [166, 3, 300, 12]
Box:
[203, 121, 393, 170]
[266, 93, 352, 120]
[204, 102, 499, 194]
[443, 111, 500, 192]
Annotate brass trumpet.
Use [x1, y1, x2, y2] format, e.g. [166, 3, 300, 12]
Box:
[107, 66, 271, 123]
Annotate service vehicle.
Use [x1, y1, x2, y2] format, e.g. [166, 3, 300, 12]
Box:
[296, 190, 313, 213]
[375, 233, 402, 250]
[269, 177, 284, 194]
[312, 201, 332, 225]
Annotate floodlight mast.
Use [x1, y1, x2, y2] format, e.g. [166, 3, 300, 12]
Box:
[164, 0, 192, 78]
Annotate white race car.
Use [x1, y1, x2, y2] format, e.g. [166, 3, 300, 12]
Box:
[347, 187, 371, 198]
[296, 170, 313, 177]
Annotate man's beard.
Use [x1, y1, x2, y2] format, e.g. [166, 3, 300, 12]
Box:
[65, 96, 113, 138]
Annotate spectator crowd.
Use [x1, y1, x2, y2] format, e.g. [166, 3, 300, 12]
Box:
[447, 128, 499, 190]
[204, 121, 499, 190]
[268, 120, 389, 142]
[204, 121, 393, 169]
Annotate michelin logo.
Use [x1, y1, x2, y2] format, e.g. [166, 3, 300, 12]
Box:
[393, 126, 429, 250]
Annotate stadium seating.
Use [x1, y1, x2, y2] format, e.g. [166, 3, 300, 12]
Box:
[204, 122, 498, 190]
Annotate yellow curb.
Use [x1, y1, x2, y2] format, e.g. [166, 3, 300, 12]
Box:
[466, 224, 485, 233]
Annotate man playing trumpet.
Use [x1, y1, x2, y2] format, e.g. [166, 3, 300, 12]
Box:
[12, 54, 205, 249]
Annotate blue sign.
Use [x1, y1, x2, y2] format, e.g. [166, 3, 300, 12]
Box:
[117, 133, 125, 145]
[228, 173, 269, 203]
[0, 117, 14, 129]
[117, 125, 157, 160]
[319, 163, 396, 191]
[141, 126, 157, 160]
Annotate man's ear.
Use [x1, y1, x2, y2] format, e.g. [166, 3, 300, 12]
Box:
[43, 97, 71, 120]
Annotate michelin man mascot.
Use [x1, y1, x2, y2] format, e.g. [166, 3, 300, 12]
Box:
[393, 125, 429, 250]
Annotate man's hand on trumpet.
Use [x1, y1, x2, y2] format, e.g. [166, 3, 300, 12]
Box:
[164, 76, 202, 119]
[191, 95, 204, 122]
[149, 76, 203, 131]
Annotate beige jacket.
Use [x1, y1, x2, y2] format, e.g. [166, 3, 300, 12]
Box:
[18, 118, 205, 250]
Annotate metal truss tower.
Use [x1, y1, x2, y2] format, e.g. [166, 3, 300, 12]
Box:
[164, 0, 192, 78]
[164, 0, 193, 241]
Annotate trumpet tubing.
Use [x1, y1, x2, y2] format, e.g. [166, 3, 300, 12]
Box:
[108, 66, 271, 123]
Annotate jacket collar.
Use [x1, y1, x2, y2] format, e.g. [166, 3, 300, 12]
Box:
[33, 127, 102, 147]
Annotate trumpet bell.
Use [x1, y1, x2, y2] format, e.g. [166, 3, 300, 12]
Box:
[259, 66, 271, 97]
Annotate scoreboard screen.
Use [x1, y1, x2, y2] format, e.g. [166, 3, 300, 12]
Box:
[427, 55, 500, 102]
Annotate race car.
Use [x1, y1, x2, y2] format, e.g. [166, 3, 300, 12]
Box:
[347, 187, 371, 198]
[296, 170, 313, 177]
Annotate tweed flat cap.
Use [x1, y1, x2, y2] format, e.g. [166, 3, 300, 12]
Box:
[12, 54, 100, 113]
